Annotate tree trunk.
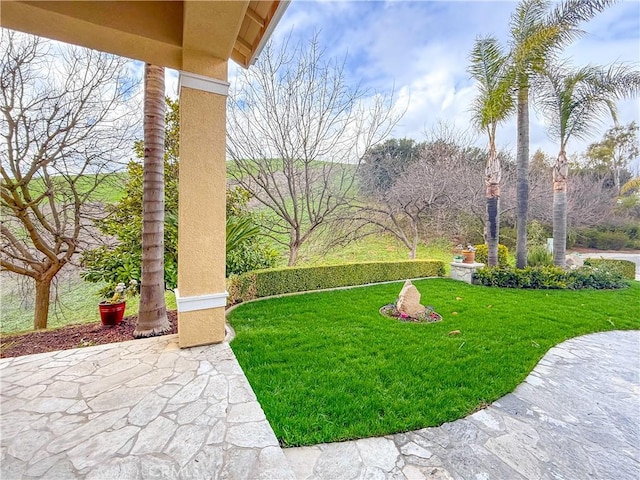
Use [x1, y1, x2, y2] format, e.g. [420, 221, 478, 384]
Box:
[486, 188, 500, 267]
[552, 151, 569, 267]
[515, 82, 529, 269]
[486, 141, 501, 267]
[135, 64, 170, 338]
[34, 278, 52, 330]
[287, 242, 299, 266]
[409, 221, 419, 259]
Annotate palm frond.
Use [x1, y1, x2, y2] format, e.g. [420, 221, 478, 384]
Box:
[468, 36, 516, 132]
[226, 216, 260, 254]
[534, 61, 640, 147]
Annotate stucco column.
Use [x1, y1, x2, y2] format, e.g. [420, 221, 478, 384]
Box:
[176, 64, 229, 348]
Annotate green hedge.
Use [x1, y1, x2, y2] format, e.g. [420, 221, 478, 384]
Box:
[584, 258, 636, 280]
[474, 244, 509, 266]
[474, 265, 629, 290]
[227, 260, 445, 304]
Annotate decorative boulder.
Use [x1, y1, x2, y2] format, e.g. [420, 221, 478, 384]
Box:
[397, 280, 426, 317]
[565, 253, 584, 268]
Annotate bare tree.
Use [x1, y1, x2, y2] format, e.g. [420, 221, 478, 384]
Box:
[357, 139, 479, 258]
[0, 30, 137, 329]
[227, 34, 399, 266]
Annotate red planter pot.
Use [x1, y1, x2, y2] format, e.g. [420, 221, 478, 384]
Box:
[99, 301, 126, 326]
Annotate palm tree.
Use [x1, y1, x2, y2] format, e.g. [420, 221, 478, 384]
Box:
[507, 0, 614, 268]
[135, 64, 171, 338]
[534, 63, 640, 266]
[469, 36, 515, 266]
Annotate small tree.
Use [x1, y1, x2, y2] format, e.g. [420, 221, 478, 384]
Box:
[357, 139, 480, 258]
[0, 31, 137, 329]
[585, 122, 639, 194]
[227, 34, 399, 266]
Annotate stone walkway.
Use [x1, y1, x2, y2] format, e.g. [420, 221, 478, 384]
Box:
[0, 335, 294, 479]
[284, 330, 640, 480]
[1, 331, 638, 479]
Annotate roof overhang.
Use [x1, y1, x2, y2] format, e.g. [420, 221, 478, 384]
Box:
[0, 0, 289, 73]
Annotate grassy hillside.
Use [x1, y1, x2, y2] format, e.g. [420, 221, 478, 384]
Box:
[1, 165, 451, 334]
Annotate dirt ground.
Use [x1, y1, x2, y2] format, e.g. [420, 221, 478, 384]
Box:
[0, 311, 178, 359]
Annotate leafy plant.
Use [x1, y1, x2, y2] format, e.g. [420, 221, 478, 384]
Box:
[101, 279, 138, 305]
[474, 265, 628, 290]
[527, 245, 553, 267]
[474, 244, 509, 266]
[584, 258, 636, 280]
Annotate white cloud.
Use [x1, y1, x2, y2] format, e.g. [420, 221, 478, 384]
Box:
[269, 0, 640, 160]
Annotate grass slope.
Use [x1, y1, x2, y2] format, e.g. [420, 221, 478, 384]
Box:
[228, 279, 640, 447]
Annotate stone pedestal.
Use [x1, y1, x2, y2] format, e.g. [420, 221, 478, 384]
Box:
[450, 262, 485, 284]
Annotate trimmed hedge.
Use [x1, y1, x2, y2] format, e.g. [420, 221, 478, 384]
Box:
[227, 260, 445, 304]
[584, 258, 636, 280]
[474, 265, 629, 290]
[474, 243, 509, 266]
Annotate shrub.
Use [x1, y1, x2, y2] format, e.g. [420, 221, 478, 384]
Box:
[474, 265, 628, 290]
[227, 260, 445, 304]
[574, 226, 640, 250]
[527, 245, 553, 267]
[584, 258, 636, 280]
[474, 244, 509, 266]
[565, 265, 628, 290]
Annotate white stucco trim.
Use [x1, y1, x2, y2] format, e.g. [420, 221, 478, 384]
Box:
[174, 289, 229, 312]
[178, 71, 229, 96]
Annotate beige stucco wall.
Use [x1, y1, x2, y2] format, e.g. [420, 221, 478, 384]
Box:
[177, 61, 228, 348]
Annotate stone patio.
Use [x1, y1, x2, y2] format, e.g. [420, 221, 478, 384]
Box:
[0, 335, 294, 479]
[1, 330, 638, 479]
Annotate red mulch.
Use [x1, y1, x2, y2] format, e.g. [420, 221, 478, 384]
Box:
[0, 311, 178, 359]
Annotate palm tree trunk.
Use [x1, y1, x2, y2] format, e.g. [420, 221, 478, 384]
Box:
[135, 64, 170, 338]
[515, 81, 529, 269]
[486, 141, 501, 267]
[552, 150, 569, 267]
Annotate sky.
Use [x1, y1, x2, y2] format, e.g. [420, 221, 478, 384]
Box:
[167, 0, 640, 166]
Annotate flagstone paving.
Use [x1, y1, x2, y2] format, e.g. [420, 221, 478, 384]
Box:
[0, 334, 295, 479]
[1, 330, 638, 479]
[284, 330, 640, 480]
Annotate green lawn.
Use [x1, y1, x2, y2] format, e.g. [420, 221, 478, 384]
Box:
[228, 278, 640, 447]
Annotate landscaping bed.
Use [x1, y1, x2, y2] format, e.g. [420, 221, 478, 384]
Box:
[0, 311, 178, 358]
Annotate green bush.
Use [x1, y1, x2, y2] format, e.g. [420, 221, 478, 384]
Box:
[584, 258, 636, 280]
[474, 265, 628, 290]
[574, 226, 640, 250]
[227, 260, 445, 304]
[527, 245, 553, 267]
[566, 265, 629, 290]
[474, 244, 509, 266]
